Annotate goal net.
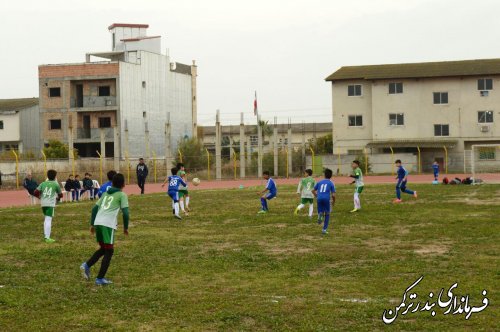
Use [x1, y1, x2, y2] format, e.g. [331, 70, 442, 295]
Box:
[471, 144, 500, 184]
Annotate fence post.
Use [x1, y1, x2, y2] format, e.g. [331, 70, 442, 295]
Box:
[125, 151, 130, 185]
[178, 149, 183, 163]
[416, 146, 421, 174]
[443, 145, 448, 174]
[12, 150, 19, 189]
[337, 148, 341, 175]
[71, 149, 76, 177]
[364, 148, 368, 175]
[233, 149, 237, 180]
[240, 112, 245, 179]
[215, 110, 222, 180]
[287, 119, 292, 176]
[285, 147, 289, 179]
[309, 147, 315, 175]
[96, 150, 103, 185]
[41, 150, 47, 177]
[390, 146, 394, 175]
[206, 148, 211, 180]
[273, 117, 278, 177]
[152, 151, 157, 183]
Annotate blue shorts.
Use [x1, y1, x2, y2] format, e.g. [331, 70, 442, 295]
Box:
[434, 172, 439, 177]
[396, 180, 408, 190]
[317, 199, 331, 214]
[168, 191, 179, 202]
[265, 193, 276, 200]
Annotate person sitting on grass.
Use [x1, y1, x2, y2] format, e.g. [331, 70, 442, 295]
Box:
[97, 170, 117, 198]
[258, 171, 277, 214]
[80, 173, 129, 286]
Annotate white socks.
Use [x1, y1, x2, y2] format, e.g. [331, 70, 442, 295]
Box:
[186, 196, 190, 208]
[44, 216, 52, 239]
[174, 202, 180, 216]
[180, 201, 185, 212]
[308, 204, 313, 217]
[354, 193, 361, 209]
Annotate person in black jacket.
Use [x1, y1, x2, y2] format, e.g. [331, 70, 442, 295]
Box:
[136, 158, 148, 194]
[23, 172, 38, 196]
[81, 173, 97, 200]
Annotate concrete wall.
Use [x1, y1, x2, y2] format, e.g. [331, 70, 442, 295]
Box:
[0, 112, 20, 142]
[19, 105, 41, 153]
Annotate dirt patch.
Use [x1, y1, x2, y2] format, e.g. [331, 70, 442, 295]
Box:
[414, 244, 449, 256]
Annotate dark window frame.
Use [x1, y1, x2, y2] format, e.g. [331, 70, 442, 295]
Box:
[478, 111, 494, 123]
[98, 86, 111, 97]
[49, 119, 62, 130]
[347, 84, 362, 97]
[433, 92, 448, 104]
[0, 120, 3, 130]
[49, 87, 61, 98]
[434, 124, 450, 136]
[389, 113, 405, 126]
[98, 117, 112, 128]
[478, 78, 493, 91]
[389, 82, 403, 94]
[348, 115, 363, 127]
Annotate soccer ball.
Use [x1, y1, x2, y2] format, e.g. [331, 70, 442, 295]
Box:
[192, 178, 201, 186]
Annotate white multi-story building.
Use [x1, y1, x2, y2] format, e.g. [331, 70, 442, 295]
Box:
[326, 59, 500, 171]
[38, 23, 197, 158]
[0, 98, 40, 153]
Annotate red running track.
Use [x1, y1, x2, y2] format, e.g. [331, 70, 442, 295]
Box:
[0, 173, 498, 208]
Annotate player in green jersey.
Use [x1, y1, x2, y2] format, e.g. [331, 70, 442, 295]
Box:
[33, 169, 62, 243]
[176, 163, 190, 215]
[80, 173, 129, 286]
[294, 169, 316, 218]
[349, 160, 364, 213]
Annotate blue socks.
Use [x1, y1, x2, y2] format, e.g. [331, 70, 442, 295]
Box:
[323, 213, 330, 232]
[260, 198, 268, 211]
[396, 187, 401, 199]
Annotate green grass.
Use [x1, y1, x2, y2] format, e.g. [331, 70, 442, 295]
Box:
[0, 184, 499, 331]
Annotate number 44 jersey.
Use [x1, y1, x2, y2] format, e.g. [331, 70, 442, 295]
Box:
[36, 180, 62, 207]
[93, 189, 129, 230]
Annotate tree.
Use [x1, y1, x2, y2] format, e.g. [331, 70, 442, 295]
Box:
[175, 137, 208, 171]
[311, 134, 333, 154]
[42, 140, 74, 159]
[254, 120, 273, 142]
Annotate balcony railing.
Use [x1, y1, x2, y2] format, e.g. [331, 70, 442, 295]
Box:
[76, 127, 114, 140]
[70, 96, 117, 108]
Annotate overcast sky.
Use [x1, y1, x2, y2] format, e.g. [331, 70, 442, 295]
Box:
[1, 0, 500, 125]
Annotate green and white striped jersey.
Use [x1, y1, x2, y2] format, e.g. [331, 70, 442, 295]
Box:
[353, 167, 364, 188]
[93, 189, 129, 230]
[36, 180, 62, 207]
[297, 177, 316, 199]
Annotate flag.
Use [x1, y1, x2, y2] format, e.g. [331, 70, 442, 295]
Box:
[253, 91, 258, 116]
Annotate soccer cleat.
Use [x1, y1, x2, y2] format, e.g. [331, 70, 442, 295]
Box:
[172, 209, 175, 215]
[414, 191, 418, 199]
[44, 238, 55, 243]
[174, 214, 182, 220]
[322, 229, 329, 235]
[95, 278, 113, 286]
[257, 210, 268, 214]
[350, 208, 359, 213]
[80, 262, 90, 280]
[393, 199, 402, 203]
[294, 207, 299, 215]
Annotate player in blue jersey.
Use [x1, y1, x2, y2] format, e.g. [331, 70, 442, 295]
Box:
[161, 167, 187, 220]
[258, 171, 277, 214]
[394, 160, 417, 203]
[312, 168, 336, 235]
[432, 160, 440, 182]
[97, 170, 117, 198]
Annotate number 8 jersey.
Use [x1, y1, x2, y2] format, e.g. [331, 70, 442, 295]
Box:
[93, 188, 129, 230]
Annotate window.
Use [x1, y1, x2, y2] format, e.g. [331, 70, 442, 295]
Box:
[433, 92, 448, 104]
[478, 147, 495, 160]
[348, 115, 363, 127]
[347, 84, 362, 96]
[49, 87, 61, 97]
[0, 120, 3, 129]
[98, 86, 111, 96]
[389, 113, 404, 126]
[347, 149, 362, 155]
[389, 82, 403, 94]
[99, 117, 111, 128]
[478, 78, 493, 91]
[143, 111, 147, 118]
[478, 111, 494, 123]
[250, 135, 258, 146]
[434, 124, 450, 136]
[49, 119, 61, 130]
[142, 81, 146, 88]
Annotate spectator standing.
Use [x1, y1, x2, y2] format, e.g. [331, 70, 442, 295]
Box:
[136, 158, 149, 195]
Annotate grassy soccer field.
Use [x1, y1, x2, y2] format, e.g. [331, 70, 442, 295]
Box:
[0, 184, 498, 331]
